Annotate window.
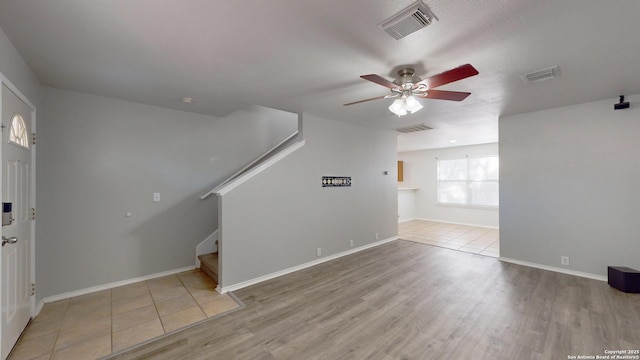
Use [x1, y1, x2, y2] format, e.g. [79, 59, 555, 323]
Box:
[437, 156, 498, 207]
[9, 113, 29, 149]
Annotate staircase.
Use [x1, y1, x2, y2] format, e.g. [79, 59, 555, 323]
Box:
[198, 127, 303, 290]
[199, 252, 218, 283]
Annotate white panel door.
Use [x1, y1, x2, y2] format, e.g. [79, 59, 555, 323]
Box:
[1, 84, 33, 360]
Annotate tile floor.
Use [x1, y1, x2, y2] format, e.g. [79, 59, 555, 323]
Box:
[9, 269, 241, 360]
[398, 220, 499, 257]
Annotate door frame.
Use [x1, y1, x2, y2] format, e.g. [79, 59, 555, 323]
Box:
[0, 73, 37, 353]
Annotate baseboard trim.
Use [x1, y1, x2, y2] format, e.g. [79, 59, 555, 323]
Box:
[218, 236, 398, 294]
[499, 257, 607, 282]
[38, 265, 197, 312]
[398, 218, 415, 223]
[415, 218, 499, 229]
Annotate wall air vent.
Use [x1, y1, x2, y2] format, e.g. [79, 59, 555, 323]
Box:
[521, 66, 558, 84]
[379, 1, 438, 40]
[395, 124, 433, 134]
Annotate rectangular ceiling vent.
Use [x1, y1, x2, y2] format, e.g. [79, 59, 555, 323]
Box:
[379, 1, 438, 40]
[395, 124, 433, 134]
[521, 66, 558, 84]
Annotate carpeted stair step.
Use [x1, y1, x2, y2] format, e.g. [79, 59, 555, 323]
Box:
[198, 252, 218, 283]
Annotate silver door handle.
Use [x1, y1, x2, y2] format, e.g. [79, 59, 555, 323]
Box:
[2, 236, 18, 246]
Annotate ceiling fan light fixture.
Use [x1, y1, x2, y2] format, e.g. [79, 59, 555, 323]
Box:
[405, 95, 423, 113]
[389, 98, 408, 116]
[389, 96, 422, 116]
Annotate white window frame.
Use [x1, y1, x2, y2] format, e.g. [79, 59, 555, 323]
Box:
[8, 112, 30, 149]
[436, 155, 499, 209]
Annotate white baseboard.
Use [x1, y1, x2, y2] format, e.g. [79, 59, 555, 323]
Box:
[218, 236, 398, 294]
[499, 257, 607, 282]
[415, 217, 499, 229]
[398, 218, 415, 223]
[37, 265, 197, 313]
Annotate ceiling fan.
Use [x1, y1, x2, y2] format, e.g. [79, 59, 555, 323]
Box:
[344, 64, 479, 116]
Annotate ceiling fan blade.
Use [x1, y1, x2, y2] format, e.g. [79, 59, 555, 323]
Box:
[343, 95, 389, 106]
[417, 64, 479, 89]
[417, 90, 471, 101]
[360, 74, 398, 90]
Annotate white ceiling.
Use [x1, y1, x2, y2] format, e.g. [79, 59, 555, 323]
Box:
[1, 0, 640, 152]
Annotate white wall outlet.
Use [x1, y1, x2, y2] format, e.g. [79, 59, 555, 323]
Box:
[561, 256, 570, 266]
[316, 248, 322, 257]
[153, 193, 161, 202]
[349, 240, 354, 247]
[375, 233, 379, 240]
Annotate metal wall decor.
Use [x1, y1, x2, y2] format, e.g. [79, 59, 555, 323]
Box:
[322, 176, 352, 187]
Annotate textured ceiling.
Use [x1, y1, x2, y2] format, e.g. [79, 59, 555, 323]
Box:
[1, 0, 639, 151]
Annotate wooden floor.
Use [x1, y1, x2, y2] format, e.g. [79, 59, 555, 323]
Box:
[110, 240, 640, 360]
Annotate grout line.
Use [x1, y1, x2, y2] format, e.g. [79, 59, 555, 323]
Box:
[176, 270, 210, 318]
[147, 277, 168, 335]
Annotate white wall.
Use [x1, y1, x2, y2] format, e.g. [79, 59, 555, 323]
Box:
[0, 27, 40, 105]
[500, 94, 640, 276]
[37, 87, 297, 300]
[398, 143, 499, 227]
[219, 114, 398, 288]
[397, 189, 417, 222]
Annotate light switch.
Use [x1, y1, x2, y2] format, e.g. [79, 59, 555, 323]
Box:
[153, 193, 160, 202]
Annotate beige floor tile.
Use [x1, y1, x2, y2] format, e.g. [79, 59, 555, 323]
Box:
[456, 232, 485, 241]
[112, 318, 164, 352]
[112, 293, 154, 315]
[10, 354, 50, 360]
[445, 239, 472, 246]
[160, 306, 206, 333]
[65, 295, 111, 317]
[112, 304, 159, 332]
[460, 242, 490, 251]
[20, 316, 63, 342]
[190, 287, 225, 305]
[111, 282, 150, 301]
[60, 304, 110, 331]
[147, 275, 182, 290]
[418, 239, 447, 247]
[155, 295, 198, 317]
[54, 316, 111, 350]
[68, 290, 111, 307]
[149, 284, 191, 302]
[200, 295, 240, 317]
[10, 333, 57, 360]
[439, 243, 462, 250]
[49, 333, 111, 360]
[398, 220, 500, 258]
[32, 300, 69, 323]
[182, 277, 217, 292]
[480, 250, 499, 258]
[458, 246, 482, 254]
[11, 269, 237, 360]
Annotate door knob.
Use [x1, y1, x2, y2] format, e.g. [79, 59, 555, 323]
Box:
[2, 236, 18, 246]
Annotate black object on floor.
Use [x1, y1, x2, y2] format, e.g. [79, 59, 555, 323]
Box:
[608, 266, 640, 293]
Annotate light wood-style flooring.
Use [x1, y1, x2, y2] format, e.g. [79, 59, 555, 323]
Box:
[110, 240, 640, 360]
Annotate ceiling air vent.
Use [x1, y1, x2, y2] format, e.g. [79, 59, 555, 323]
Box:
[521, 66, 558, 84]
[379, 1, 438, 40]
[395, 124, 433, 134]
